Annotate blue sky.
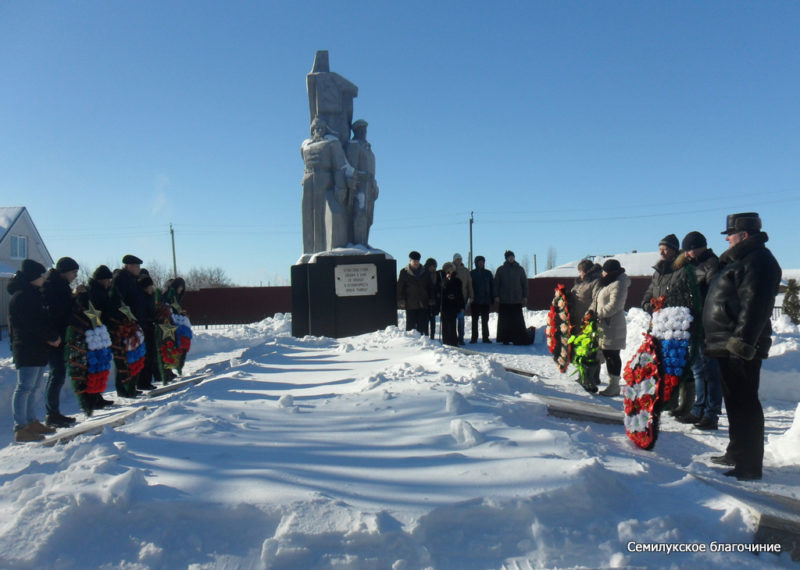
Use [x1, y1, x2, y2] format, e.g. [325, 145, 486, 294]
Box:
[2, 1, 798, 284]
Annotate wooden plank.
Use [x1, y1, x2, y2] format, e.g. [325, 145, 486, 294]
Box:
[689, 472, 800, 561]
[755, 514, 800, 561]
[146, 374, 209, 398]
[534, 394, 624, 425]
[38, 407, 145, 446]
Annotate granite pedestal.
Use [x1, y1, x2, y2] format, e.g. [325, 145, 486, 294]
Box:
[291, 254, 397, 338]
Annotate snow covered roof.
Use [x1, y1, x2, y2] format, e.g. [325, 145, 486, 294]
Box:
[783, 269, 800, 285]
[534, 251, 661, 278]
[0, 206, 24, 243]
[537, 251, 800, 283]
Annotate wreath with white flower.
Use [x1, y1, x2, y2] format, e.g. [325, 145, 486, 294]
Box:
[623, 304, 695, 449]
[649, 305, 693, 403]
[66, 303, 113, 415]
[622, 334, 662, 449]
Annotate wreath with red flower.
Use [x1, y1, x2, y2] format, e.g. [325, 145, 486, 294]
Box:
[622, 333, 662, 450]
[155, 301, 192, 384]
[545, 284, 572, 373]
[111, 318, 146, 396]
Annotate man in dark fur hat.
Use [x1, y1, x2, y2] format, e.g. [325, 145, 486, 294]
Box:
[703, 213, 781, 481]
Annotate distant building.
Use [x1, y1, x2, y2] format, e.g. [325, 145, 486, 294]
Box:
[529, 252, 660, 310]
[1, 207, 54, 329]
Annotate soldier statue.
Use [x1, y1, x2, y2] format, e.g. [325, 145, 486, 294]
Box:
[346, 119, 379, 246]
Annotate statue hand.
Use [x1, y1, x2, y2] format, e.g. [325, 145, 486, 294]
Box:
[335, 187, 347, 203]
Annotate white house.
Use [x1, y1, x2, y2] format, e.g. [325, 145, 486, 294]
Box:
[533, 251, 661, 279]
[1, 207, 54, 329]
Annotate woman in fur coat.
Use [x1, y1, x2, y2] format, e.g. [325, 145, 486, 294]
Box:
[589, 259, 630, 396]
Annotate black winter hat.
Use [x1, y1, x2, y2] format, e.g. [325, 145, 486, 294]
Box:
[658, 234, 679, 251]
[92, 265, 113, 280]
[474, 255, 485, 265]
[681, 231, 707, 251]
[21, 259, 47, 282]
[722, 212, 762, 235]
[138, 275, 154, 288]
[408, 251, 421, 261]
[504, 250, 515, 259]
[56, 256, 79, 273]
[122, 254, 143, 265]
[602, 259, 622, 274]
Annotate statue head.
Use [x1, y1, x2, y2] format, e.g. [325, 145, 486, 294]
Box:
[310, 117, 329, 140]
[352, 119, 368, 140]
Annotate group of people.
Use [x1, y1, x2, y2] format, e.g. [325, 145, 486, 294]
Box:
[397, 250, 533, 347]
[8, 254, 190, 443]
[567, 212, 780, 481]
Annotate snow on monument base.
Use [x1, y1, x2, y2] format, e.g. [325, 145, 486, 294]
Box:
[291, 253, 397, 338]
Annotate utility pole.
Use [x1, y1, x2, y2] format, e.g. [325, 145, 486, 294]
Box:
[170, 223, 177, 278]
[533, 253, 537, 276]
[468, 211, 474, 269]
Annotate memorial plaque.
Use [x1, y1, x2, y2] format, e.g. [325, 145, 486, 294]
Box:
[334, 263, 377, 296]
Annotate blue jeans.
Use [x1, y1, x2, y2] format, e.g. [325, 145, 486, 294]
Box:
[13, 366, 46, 430]
[46, 348, 67, 416]
[456, 310, 465, 343]
[690, 351, 722, 420]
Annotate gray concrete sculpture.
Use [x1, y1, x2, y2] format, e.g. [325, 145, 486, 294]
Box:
[300, 117, 350, 253]
[306, 51, 358, 148]
[346, 119, 379, 246]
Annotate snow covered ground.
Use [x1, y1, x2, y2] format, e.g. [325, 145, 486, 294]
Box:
[1, 310, 799, 569]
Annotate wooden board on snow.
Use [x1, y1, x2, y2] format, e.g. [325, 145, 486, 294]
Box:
[38, 407, 145, 446]
[146, 374, 209, 397]
[534, 394, 624, 425]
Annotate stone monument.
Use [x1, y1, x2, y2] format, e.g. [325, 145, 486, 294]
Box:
[292, 51, 396, 338]
[346, 119, 379, 246]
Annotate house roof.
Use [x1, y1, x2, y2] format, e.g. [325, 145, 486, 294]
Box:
[0, 206, 25, 244]
[534, 251, 661, 278]
[0, 206, 54, 267]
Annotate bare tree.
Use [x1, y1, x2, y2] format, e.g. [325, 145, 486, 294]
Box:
[75, 259, 117, 287]
[520, 254, 531, 274]
[546, 247, 557, 270]
[182, 266, 235, 290]
[143, 259, 169, 291]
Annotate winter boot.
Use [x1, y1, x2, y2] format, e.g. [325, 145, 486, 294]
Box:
[673, 382, 696, 418]
[27, 420, 56, 435]
[46, 413, 76, 428]
[599, 375, 621, 397]
[14, 425, 45, 443]
[94, 393, 114, 409]
[581, 364, 599, 393]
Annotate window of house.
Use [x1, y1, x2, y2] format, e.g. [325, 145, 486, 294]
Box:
[10, 235, 28, 259]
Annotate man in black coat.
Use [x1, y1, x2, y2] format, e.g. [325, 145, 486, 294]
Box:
[8, 259, 61, 441]
[675, 232, 722, 430]
[112, 254, 145, 322]
[397, 251, 429, 334]
[703, 213, 781, 481]
[111, 254, 145, 396]
[469, 255, 494, 343]
[41, 257, 80, 427]
[640, 234, 686, 312]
